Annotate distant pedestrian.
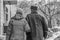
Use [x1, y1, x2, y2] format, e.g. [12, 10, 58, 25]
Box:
[26, 6, 48, 40]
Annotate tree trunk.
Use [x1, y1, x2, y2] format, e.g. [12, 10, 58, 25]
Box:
[48, 17, 52, 28]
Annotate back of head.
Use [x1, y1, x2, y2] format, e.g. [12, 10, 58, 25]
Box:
[30, 6, 38, 14]
[12, 8, 24, 20]
[16, 8, 23, 15]
[30, 6, 37, 11]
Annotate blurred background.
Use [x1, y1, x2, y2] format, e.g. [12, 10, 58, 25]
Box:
[1, 0, 60, 40]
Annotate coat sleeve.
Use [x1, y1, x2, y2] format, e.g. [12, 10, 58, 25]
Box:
[41, 17, 48, 38]
[25, 15, 30, 25]
[6, 19, 13, 40]
[42, 17, 48, 32]
[24, 19, 30, 32]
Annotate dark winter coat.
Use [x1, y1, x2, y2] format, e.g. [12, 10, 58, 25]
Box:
[26, 12, 48, 40]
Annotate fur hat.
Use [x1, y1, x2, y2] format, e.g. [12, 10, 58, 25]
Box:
[30, 6, 37, 10]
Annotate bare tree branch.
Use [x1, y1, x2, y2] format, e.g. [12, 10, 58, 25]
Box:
[39, 6, 48, 16]
[52, 12, 60, 17]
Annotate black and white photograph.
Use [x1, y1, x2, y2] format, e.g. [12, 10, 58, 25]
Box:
[0, 0, 60, 40]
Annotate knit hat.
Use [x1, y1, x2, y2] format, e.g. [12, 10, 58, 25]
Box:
[16, 8, 23, 15]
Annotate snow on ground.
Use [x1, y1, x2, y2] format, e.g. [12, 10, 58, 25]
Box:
[45, 26, 60, 40]
[46, 31, 60, 40]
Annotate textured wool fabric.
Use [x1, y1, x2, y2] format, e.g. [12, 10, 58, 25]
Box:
[6, 18, 30, 40]
[26, 12, 48, 40]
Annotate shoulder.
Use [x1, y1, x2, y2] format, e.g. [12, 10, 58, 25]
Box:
[26, 14, 31, 19]
[37, 14, 44, 19]
[22, 18, 28, 24]
[22, 18, 27, 22]
[35, 14, 45, 21]
[9, 18, 14, 24]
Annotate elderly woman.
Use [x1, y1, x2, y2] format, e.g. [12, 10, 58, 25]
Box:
[6, 9, 30, 40]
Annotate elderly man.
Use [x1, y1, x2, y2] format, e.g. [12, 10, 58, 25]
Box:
[26, 6, 48, 40]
